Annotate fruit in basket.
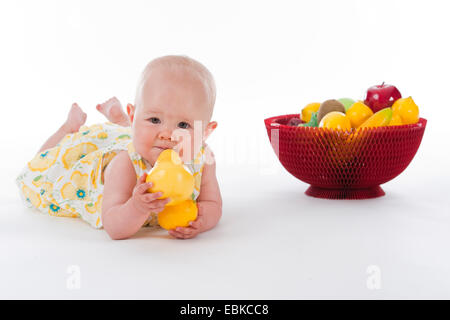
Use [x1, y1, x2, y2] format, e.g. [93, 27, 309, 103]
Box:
[317, 99, 346, 124]
[301, 102, 320, 123]
[299, 112, 318, 127]
[319, 111, 352, 130]
[364, 83, 402, 113]
[346, 101, 373, 128]
[358, 107, 393, 129]
[338, 98, 355, 112]
[264, 111, 427, 199]
[287, 117, 302, 126]
[389, 114, 403, 126]
[391, 96, 419, 125]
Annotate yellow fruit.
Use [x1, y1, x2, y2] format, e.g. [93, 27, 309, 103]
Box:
[146, 149, 194, 206]
[301, 102, 321, 123]
[359, 107, 392, 128]
[21, 184, 42, 208]
[346, 101, 373, 128]
[28, 146, 61, 172]
[319, 111, 352, 131]
[389, 114, 403, 126]
[392, 96, 419, 125]
[158, 200, 198, 230]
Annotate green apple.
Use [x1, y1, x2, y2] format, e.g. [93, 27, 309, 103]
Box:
[338, 98, 355, 112]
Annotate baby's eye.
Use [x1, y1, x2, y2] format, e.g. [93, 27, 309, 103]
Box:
[148, 117, 161, 124]
[178, 122, 190, 129]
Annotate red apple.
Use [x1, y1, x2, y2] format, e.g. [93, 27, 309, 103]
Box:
[364, 82, 402, 113]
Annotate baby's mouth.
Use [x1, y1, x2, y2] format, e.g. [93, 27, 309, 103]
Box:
[153, 146, 183, 156]
[153, 144, 173, 150]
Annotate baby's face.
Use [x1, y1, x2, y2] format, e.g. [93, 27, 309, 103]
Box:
[128, 68, 215, 166]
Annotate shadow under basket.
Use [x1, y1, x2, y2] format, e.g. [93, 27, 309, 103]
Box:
[264, 114, 427, 200]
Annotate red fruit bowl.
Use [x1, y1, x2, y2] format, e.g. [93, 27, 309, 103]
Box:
[264, 114, 427, 199]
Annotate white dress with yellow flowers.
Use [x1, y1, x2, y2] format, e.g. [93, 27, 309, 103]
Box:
[15, 122, 206, 229]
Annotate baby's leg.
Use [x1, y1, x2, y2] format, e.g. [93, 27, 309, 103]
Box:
[96, 97, 131, 127]
[37, 103, 87, 154]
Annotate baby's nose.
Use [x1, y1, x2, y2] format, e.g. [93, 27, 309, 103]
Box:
[157, 129, 173, 141]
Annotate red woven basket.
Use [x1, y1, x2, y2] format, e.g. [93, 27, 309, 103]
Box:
[264, 114, 427, 199]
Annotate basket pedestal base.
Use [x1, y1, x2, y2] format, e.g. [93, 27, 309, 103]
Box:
[305, 185, 385, 200]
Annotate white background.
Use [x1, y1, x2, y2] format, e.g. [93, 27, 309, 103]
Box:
[1, 0, 449, 299]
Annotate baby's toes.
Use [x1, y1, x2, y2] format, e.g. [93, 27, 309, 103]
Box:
[65, 103, 87, 133]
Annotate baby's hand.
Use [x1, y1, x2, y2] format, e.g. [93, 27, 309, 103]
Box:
[168, 204, 205, 239]
[131, 173, 170, 216]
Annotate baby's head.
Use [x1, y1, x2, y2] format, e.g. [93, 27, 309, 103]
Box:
[127, 55, 217, 166]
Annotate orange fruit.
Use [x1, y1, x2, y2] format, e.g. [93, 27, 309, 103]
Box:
[359, 107, 392, 128]
[301, 102, 321, 123]
[346, 101, 374, 128]
[392, 96, 419, 125]
[319, 112, 352, 131]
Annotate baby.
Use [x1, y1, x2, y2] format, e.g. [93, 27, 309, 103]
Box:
[16, 55, 222, 240]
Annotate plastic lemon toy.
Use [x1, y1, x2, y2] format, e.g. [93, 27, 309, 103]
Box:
[146, 149, 195, 206]
[158, 199, 198, 230]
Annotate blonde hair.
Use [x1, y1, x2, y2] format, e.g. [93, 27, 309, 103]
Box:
[135, 55, 216, 118]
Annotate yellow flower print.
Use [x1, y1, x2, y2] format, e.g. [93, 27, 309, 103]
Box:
[193, 166, 203, 192]
[33, 179, 54, 197]
[80, 150, 102, 166]
[91, 155, 102, 189]
[21, 184, 42, 208]
[71, 125, 92, 141]
[127, 142, 136, 154]
[64, 204, 79, 215]
[99, 151, 118, 185]
[47, 203, 61, 215]
[85, 194, 102, 214]
[62, 142, 98, 169]
[97, 131, 108, 139]
[31, 175, 44, 188]
[133, 159, 147, 170]
[28, 146, 61, 172]
[95, 216, 101, 227]
[43, 195, 78, 217]
[102, 151, 117, 168]
[61, 171, 91, 202]
[193, 146, 205, 165]
[47, 202, 68, 216]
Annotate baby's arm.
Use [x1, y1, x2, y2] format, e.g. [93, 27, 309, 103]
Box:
[169, 149, 223, 239]
[101, 151, 170, 240]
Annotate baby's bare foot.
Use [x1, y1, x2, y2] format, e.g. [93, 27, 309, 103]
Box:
[64, 103, 87, 133]
[96, 96, 130, 126]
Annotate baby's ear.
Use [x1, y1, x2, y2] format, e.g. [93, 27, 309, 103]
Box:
[203, 121, 218, 140]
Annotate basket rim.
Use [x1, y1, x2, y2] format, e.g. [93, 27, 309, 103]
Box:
[264, 113, 427, 133]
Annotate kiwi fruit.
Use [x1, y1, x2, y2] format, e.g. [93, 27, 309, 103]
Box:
[317, 99, 346, 124]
